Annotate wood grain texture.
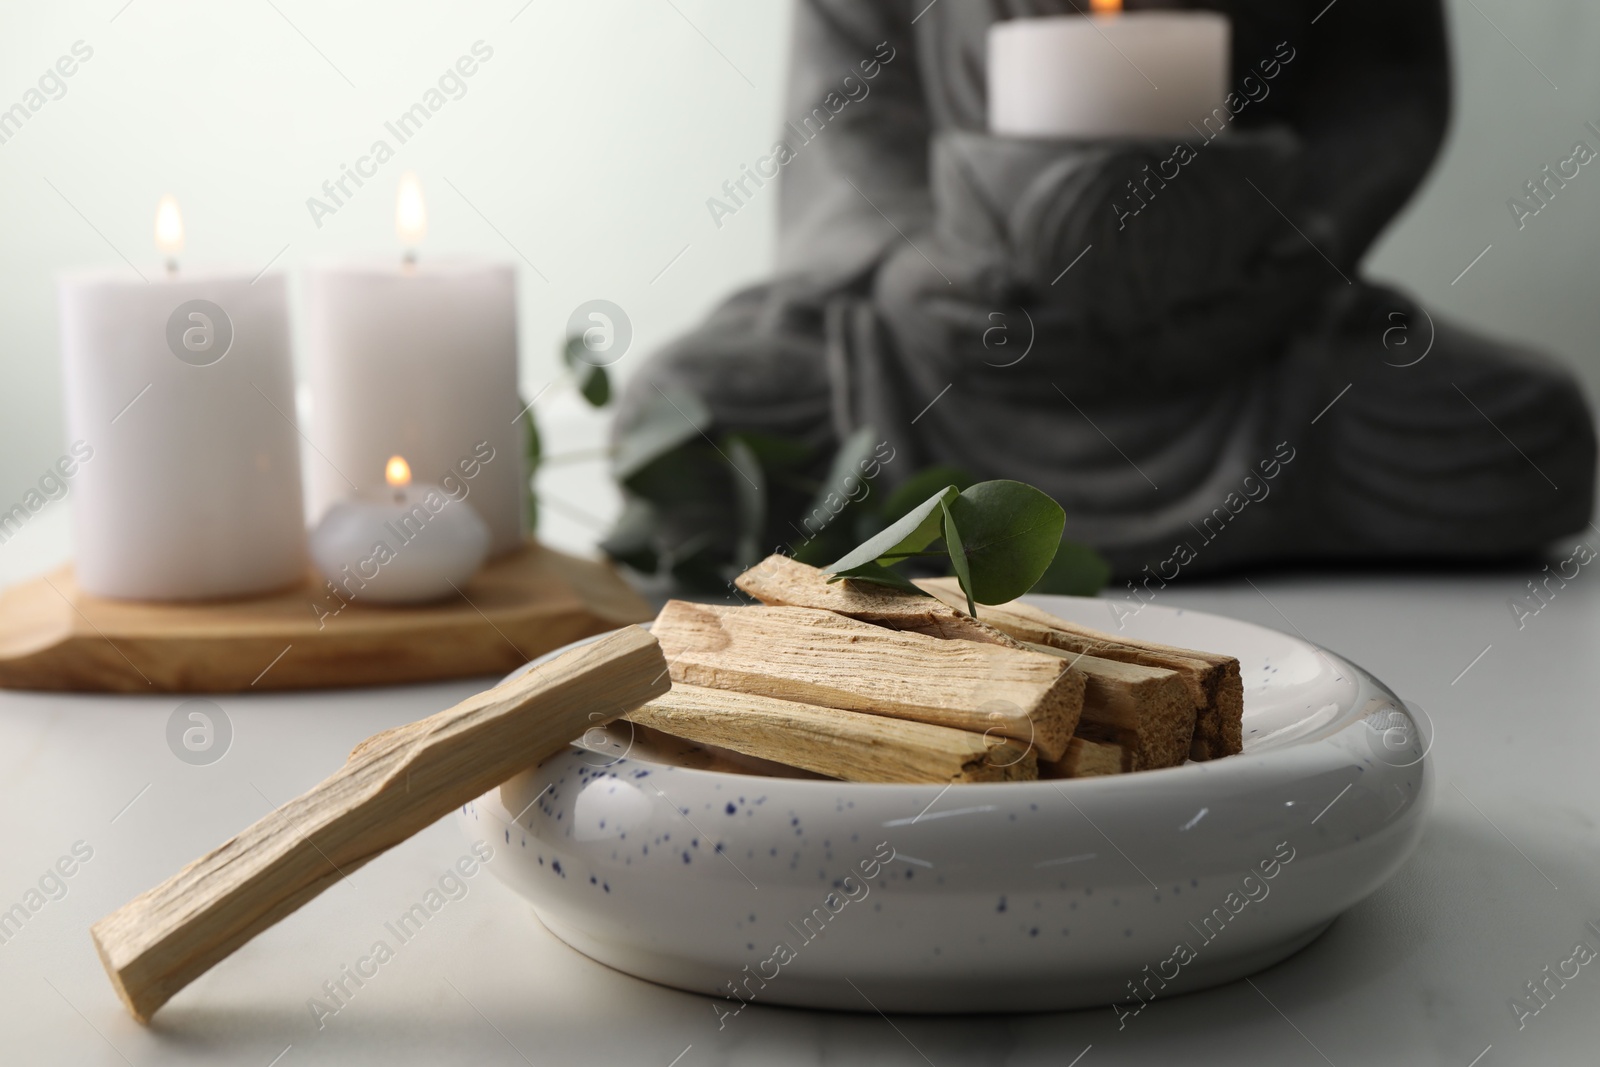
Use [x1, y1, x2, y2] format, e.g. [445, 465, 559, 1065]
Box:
[735, 555, 1013, 645]
[0, 543, 653, 693]
[1043, 736, 1136, 778]
[918, 577, 1243, 761]
[90, 626, 668, 1023]
[1023, 643, 1195, 769]
[652, 601, 1083, 760]
[626, 683, 1037, 783]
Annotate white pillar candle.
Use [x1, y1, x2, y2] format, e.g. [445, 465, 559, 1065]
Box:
[304, 262, 524, 556]
[308, 455, 489, 606]
[988, 10, 1229, 139]
[57, 202, 306, 601]
[304, 175, 526, 557]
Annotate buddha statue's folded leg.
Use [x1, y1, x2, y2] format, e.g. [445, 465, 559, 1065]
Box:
[1263, 291, 1598, 564]
[1037, 288, 1600, 580]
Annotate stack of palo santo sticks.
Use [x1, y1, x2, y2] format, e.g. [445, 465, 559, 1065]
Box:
[626, 555, 1244, 785]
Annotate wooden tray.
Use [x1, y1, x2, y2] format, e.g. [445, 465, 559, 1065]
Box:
[0, 543, 655, 693]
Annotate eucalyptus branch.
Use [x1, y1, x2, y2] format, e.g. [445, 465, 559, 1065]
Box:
[824, 480, 1074, 610]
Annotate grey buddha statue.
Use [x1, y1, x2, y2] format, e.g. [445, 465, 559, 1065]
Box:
[609, 0, 1596, 585]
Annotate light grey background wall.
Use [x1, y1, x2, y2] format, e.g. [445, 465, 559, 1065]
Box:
[0, 0, 1596, 549]
[1369, 2, 1600, 385]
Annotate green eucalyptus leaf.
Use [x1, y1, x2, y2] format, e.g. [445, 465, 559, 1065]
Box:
[827, 560, 924, 595]
[520, 401, 541, 533]
[622, 445, 729, 517]
[825, 485, 958, 574]
[1030, 539, 1112, 596]
[561, 334, 588, 370]
[668, 545, 729, 593]
[790, 520, 858, 567]
[578, 365, 611, 407]
[939, 498, 976, 615]
[521, 400, 541, 469]
[599, 497, 661, 574]
[725, 434, 767, 571]
[613, 387, 712, 483]
[837, 510, 894, 566]
[799, 427, 876, 537]
[736, 431, 815, 474]
[881, 464, 973, 525]
[945, 480, 1066, 604]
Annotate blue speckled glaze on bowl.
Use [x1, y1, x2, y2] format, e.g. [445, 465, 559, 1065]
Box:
[459, 597, 1430, 1013]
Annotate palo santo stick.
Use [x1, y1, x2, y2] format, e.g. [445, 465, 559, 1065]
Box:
[91, 626, 668, 1023]
[1023, 643, 1194, 769]
[1043, 736, 1136, 779]
[626, 683, 1037, 783]
[736, 554, 1014, 646]
[731, 558, 1192, 765]
[918, 577, 1243, 761]
[730, 557, 1206, 766]
[653, 601, 1083, 760]
[605, 721, 829, 779]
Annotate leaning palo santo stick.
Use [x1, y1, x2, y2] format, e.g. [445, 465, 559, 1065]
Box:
[1042, 736, 1137, 779]
[653, 601, 1084, 760]
[732, 556, 1191, 766]
[92, 627, 668, 1024]
[627, 683, 1037, 784]
[917, 577, 1244, 761]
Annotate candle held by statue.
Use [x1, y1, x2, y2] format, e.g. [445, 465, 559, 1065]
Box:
[988, 1, 1230, 139]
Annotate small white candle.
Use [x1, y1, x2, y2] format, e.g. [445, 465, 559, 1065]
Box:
[305, 173, 526, 557]
[57, 198, 307, 601]
[309, 454, 489, 605]
[988, 5, 1229, 139]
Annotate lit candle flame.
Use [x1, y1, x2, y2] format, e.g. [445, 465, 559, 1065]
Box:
[154, 195, 184, 262]
[1090, 0, 1121, 13]
[395, 172, 427, 254]
[385, 455, 412, 487]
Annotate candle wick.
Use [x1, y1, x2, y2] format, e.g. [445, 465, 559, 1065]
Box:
[402, 249, 417, 272]
[165, 258, 179, 277]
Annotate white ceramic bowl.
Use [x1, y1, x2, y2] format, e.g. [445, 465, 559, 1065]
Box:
[460, 596, 1430, 1013]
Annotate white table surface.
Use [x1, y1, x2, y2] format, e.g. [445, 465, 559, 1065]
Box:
[2, 507, 1597, 1066]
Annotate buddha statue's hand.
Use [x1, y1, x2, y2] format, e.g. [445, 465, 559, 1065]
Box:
[872, 127, 1335, 399]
